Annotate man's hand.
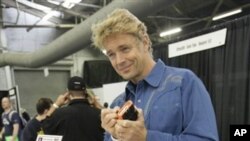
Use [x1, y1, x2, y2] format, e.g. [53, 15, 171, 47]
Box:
[46, 92, 70, 117]
[115, 109, 147, 141]
[0, 127, 5, 140]
[10, 136, 16, 141]
[101, 107, 120, 138]
[54, 92, 70, 107]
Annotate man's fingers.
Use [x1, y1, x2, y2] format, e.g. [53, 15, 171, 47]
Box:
[101, 108, 119, 129]
[106, 118, 117, 128]
[101, 109, 117, 119]
[117, 120, 131, 128]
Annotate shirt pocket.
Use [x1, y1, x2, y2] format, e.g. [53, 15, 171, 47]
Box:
[148, 88, 182, 134]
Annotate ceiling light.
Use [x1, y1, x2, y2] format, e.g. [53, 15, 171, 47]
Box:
[48, 0, 82, 9]
[62, 0, 81, 9]
[17, 0, 52, 13]
[212, 9, 242, 21]
[160, 28, 182, 37]
[41, 12, 54, 21]
[48, 0, 100, 9]
[47, 0, 60, 5]
[40, 11, 59, 22]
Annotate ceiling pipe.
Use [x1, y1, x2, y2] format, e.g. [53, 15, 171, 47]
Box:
[0, 0, 178, 68]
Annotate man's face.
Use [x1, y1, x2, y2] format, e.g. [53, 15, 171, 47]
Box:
[103, 33, 150, 83]
[1, 97, 11, 110]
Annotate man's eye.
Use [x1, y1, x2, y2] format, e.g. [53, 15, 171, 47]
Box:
[122, 47, 130, 52]
[107, 53, 115, 58]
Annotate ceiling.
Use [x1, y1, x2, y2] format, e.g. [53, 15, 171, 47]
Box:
[1, 0, 250, 44]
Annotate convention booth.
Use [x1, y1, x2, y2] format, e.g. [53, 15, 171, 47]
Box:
[152, 15, 250, 141]
[83, 15, 250, 141]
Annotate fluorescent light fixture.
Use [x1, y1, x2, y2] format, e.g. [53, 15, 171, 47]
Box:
[17, 0, 52, 13]
[160, 28, 182, 37]
[58, 24, 76, 28]
[47, 0, 60, 5]
[41, 11, 59, 22]
[41, 12, 54, 21]
[63, 0, 81, 9]
[47, 0, 82, 9]
[212, 9, 242, 21]
[17, 0, 61, 21]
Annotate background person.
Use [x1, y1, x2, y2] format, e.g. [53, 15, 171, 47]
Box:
[20, 108, 31, 123]
[86, 89, 103, 109]
[43, 76, 104, 141]
[0, 97, 22, 141]
[22, 98, 53, 141]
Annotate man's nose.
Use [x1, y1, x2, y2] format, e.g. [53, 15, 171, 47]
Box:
[116, 53, 125, 64]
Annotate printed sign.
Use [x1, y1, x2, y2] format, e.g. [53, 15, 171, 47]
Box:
[168, 28, 227, 58]
[36, 135, 63, 141]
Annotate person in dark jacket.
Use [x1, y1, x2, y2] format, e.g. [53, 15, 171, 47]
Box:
[21, 98, 53, 141]
[43, 76, 104, 141]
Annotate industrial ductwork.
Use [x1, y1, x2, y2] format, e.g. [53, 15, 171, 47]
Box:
[0, 0, 177, 68]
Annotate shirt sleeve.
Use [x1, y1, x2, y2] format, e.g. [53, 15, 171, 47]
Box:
[11, 112, 21, 125]
[42, 109, 60, 134]
[146, 71, 219, 141]
[21, 124, 32, 141]
[104, 132, 115, 141]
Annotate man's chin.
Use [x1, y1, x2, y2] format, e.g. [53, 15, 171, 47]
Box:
[120, 74, 132, 80]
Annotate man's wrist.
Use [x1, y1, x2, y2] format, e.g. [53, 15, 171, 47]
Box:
[53, 103, 59, 108]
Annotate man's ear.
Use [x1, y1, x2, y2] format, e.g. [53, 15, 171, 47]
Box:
[142, 34, 150, 52]
[44, 109, 49, 114]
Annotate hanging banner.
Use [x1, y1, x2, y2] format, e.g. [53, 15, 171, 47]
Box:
[168, 28, 227, 58]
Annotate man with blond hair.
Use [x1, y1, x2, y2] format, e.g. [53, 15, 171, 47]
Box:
[91, 8, 219, 141]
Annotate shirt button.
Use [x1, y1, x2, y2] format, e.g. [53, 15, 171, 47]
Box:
[137, 99, 141, 103]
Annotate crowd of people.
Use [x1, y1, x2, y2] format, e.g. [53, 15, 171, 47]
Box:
[0, 8, 218, 141]
[0, 76, 105, 141]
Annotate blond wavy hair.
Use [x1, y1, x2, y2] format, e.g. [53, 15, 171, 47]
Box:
[91, 8, 152, 50]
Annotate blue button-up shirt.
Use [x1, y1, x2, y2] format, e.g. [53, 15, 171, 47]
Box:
[105, 59, 218, 141]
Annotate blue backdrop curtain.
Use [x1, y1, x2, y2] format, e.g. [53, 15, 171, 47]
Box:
[153, 15, 250, 141]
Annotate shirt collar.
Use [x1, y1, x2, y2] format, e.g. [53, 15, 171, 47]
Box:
[69, 98, 89, 105]
[144, 59, 165, 87]
[126, 59, 165, 91]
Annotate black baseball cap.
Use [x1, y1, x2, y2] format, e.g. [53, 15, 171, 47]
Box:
[67, 76, 86, 91]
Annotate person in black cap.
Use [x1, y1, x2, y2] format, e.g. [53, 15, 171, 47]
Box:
[42, 76, 104, 141]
